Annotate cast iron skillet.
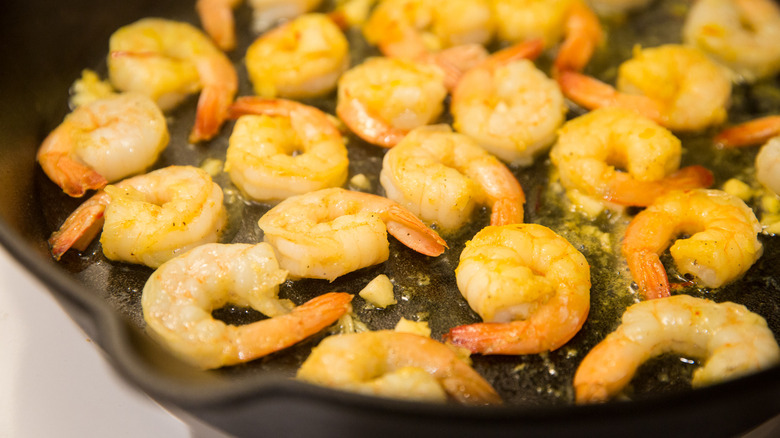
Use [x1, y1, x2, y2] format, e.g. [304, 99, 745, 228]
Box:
[1, 0, 780, 436]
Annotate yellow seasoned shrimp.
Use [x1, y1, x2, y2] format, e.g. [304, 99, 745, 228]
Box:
[715, 115, 780, 196]
[225, 97, 348, 202]
[558, 44, 732, 132]
[379, 125, 524, 231]
[549, 108, 714, 212]
[584, 0, 653, 16]
[108, 18, 238, 143]
[683, 0, 780, 83]
[444, 224, 591, 355]
[451, 39, 568, 166]
[142, 242, 353, 369]
[48, 165, 227, 268]
[257, 188, 447, 280]
[37, 92, 169, 198]
[297, 330, 502, 405]
[336, 56, 448, 147]
[622, 189, 763, 300]
[245, 13, 350, 99]
[574, 295, 780, 403]
[362, 0, 494, 59]
[491, 0, 603, 75]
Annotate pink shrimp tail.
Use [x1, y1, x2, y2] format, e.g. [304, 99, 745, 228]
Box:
[48, 193, 109, 260]
[605, 165, 714, 206]
[37, 129, 108, 197]
[626, 250, 671, 300]
[714, 116, 780, 148]
[444, 321, 558, 355]
[196, 0, 237, 51]
[425, 44, 489, 91]
[385, 205, 447, 256]
[189, 85, 234, 143]
[553, 1, 603, 77]
[490, 198, 525, 226]
[336, 91, 408, 147]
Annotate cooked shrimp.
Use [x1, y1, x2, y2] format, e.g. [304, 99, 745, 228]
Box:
[756, 138, 780, 196]
[492, 0, 603, 75]
[558, 44, 732, 132]
[379, 125, 524, 231]
[584, 0, 653, 16]
[574, 295, 780, 403]
[362, 0, 494, 59]
[196, 0, 242, 51]
[336, 56, 448, 147]
[549, 108, 714, 211]
[683, 0, 780, 83]
[143, 242, 353, 369]
[257, 188, 447, 280]
[245, 13, 349, 99]
[451, 39, 567, 166]
[225, 97, 349, 202]
[297, 330, 501, 405]
[622, 189, 763, 300]
[48, 165, 227, 268]
[37, 92, 169, 197]
[108, 18, 238, 143]
[444, 224, 590, 355]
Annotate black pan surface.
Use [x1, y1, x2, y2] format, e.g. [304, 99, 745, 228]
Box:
[1, 0, 779, 437]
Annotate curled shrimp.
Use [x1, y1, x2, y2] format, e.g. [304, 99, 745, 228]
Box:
[108, 18, 238, 143]
[48, 165, 227, 268]
[225, 97, 349, 202]
[444, 224, 591, 355]
[451, 39, 568, 166]
[549, 108, 714, 211]
[683, 0, 780, 83]
[245, 13, 350, 99]
[142, 242, 353, 369]
[37, 92, 169, 197]
[336, 56, 448, 147]
[558, 44, 732, 132]
[492, 0, 603, 75]
[379, 125, 524, 231]
[715, 115, 780, 196]
[297, 330, 502, 405]
[257, 188, 447, 281]
[622, 189, 763, 300]
[574, 295, 780, 403]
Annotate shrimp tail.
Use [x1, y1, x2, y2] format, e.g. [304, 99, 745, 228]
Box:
[553, 1, 603, 77]
[479, 38, 545, 71]
[233, 292, 353, 363]
[37, 129, 109, 197]
[444, 321, 551, 355]
[423, 44, 490, 91]
[604, 165, 714, 206]
[490, 198, 525, 226]
[196, 0, 239, 51]
[189, 85, 233, 143]
[624, 250, 671, 300]
[557, 70, 663, 123]
[385, 205, 447, 256]
[336, 91, 408, 148]
[714, 115, 780, 148]
[48, 192, 110, 260]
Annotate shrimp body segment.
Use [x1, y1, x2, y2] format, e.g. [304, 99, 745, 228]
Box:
[380, 125, 524, 231]
[49, 166, 227, 268]
[226, 97, 349, 202]
[559, 45, 732, 132]
[37, 92, 169, 197]
[451, 40, 567, 166]
[257, 188, 447, 280]
[683, 0, 780, 83]
[445, 224, 591, 355]
[246, 14, 350, 99]
[108, 18, 238, 142]
[336, 57, 448, 147]
[297, 330, 502, 405]
[550, 108, 714, 209]
[142, 242, 353, 369]
[574, 295, 780, 403]
[622, 189, 763, 300]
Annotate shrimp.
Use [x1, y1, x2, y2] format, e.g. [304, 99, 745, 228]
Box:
[37, 92, 169, 197]
[558, 44, 732, 132]
[196, 0, 242, 51]
[256, 188, 447, 281]
[549, 108, 714, 211]
[683, 0, 780, 83]
[224, 97, 349, 202]
[756, 138, 780, 196]
[714, 115, 780, 196]
[336, 56, 448, 147]
[296, 330, 502, 405]
[491, 0, 603, 76]
[245, 13, 350, 99]
[574, 295, 780, 403]
[379, 125, 524, 231]
[622, 189, 763, 300]
[584, 0, 653, 16]
[107, 18, 238, 143]
[48, 165, 227, 268]
[444, 224, 591, 355]
[450, 39, 568, 166]
[142, 242, 353, 369]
